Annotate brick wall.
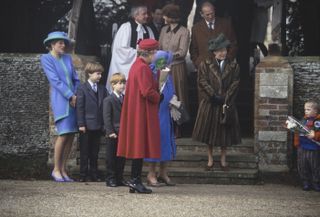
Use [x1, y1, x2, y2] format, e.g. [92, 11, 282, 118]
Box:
[254, 56, 293, 172]
[254, 56, 320, 173]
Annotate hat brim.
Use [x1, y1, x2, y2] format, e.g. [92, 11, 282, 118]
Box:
[209, 40, 230, 52]
[43, 36, 70, 47]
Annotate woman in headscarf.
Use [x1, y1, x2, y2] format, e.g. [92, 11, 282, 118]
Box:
[145, 50, 177, 186]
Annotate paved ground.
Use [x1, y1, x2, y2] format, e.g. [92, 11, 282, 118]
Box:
[0, 180, 319, 217]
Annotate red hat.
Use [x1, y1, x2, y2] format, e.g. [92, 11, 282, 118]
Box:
[138, 39, 159, 51]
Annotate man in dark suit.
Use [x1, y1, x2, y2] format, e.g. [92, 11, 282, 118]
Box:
[103, 73, 127, 187]
[76, 62, 109, 182]
[148, 6, 164, 40]
[189, 1, 237, 68]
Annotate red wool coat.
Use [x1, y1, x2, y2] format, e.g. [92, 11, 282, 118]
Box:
[117, 57, 161, 159]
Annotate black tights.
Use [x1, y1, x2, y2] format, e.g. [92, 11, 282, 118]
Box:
[131, 158, 143, 180]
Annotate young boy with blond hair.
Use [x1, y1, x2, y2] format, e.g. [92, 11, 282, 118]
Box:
[294, 100, 320, 191]
[103, 73, 127, 187]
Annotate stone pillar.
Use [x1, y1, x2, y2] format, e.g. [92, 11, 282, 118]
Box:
[254, 56, 293, 172]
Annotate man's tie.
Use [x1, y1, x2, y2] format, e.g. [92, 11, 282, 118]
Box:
[119, 94, 124, 103]
[209, 22, 214, 30]
[92, 83, 97, 92]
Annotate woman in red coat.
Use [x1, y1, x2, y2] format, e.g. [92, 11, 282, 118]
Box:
[117, 39, 161, 194]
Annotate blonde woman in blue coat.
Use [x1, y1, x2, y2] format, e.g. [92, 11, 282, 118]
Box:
[41, 31, 80, 182]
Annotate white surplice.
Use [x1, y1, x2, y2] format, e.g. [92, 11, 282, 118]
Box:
[106, 21, 154, 92]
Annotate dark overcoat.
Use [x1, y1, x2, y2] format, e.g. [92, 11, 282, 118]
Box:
[76, 81, 109, 131]
[192, 56, 241, 147]
[189, 18, 237, 68]
[103, 93, 122, 136]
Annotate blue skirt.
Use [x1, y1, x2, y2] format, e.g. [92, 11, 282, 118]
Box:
[55, 107, 78, 135]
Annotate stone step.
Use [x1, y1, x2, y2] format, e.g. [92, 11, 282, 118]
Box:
[73, 137, 258, 184]
[70, 164, 259, 185]
[91, 152, 258, 169]
[95, 137, 254, 154]
[175, 137, 254, 153]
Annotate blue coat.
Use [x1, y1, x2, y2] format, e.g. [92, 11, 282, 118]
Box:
[40, 53, 80, 122]
[145, 74, 176, 162]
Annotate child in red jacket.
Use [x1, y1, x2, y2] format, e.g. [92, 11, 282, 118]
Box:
[294, 101, 320, 191]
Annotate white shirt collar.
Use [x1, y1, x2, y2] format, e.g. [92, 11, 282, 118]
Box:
[88, 79, 96, 88]
[205, 20, 215, 28]
[113, 91, 122, 98]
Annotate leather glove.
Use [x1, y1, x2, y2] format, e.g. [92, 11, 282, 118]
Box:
[159, 93, 164, 104]
[211, 95, 225, 105]
[170, 106, 181, 121]
[169, 95, 181, 108]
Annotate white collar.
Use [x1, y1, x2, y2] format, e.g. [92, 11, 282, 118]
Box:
[205, 20, 215, 26]
[135, 21, 146, 33]
[88, 79, 96, 88]
[113, 91, 122, 98]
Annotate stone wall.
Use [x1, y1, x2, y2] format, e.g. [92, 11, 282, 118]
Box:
[289, 57, 320, 118]
[0, 53, 50, 178]
[0, 53, 98, 179]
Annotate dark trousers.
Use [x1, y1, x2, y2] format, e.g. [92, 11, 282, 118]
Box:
[297, 148, 320, 184]
[106, 137, 125, 182]
[79, 130, 101, 178]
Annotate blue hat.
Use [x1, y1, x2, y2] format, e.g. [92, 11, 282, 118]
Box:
[43, 31, 70, 46]
[150, 50, 173, 74]
[153, 50, 173, 69]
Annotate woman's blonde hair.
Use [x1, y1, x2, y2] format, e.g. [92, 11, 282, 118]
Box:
[84, 62, 104, 74]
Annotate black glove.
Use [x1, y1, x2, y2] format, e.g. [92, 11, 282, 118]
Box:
[159, 93, 164, 104]
[211, 95, 225, 105]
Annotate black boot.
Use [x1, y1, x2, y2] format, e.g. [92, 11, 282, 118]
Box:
[129, 159, 152, 194]
[128, 177, 152, 194]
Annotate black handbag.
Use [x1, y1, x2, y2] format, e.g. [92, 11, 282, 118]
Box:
[175, 103, 190, 125]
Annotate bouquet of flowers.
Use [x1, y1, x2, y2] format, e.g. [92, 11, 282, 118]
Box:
[285, 116, 320, 146]
[285, 116, 310, 134]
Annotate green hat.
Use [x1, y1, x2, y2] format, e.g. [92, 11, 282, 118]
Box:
[43, 31, 70, 47]
[208, 33, 230, 52]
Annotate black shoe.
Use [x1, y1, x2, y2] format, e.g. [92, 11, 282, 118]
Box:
[128, 178, 152, 194]
[313, 184, 320, 192]
[303, 182, 312, 191]
[117, 179, 129, 187]
[90, 174, 101, 182]
[79, 176, 87, 182]
[106, 179, 118, 187]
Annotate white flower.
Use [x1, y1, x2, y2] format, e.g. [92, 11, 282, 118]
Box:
[286, 120, 297, 129]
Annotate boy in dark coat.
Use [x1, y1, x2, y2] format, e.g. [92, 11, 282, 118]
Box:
[103, 73, 127, 187]
[76, 62, 109, 182]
